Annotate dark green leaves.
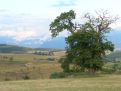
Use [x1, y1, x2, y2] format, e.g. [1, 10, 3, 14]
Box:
[50, 10, 76, 37]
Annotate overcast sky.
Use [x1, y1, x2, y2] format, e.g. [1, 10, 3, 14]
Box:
[0, 0, 121, 47]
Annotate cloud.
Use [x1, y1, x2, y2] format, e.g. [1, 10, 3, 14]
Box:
[0, 10, 52, 46]
[52, 0, 77, 7]
[0, 9, 69, 47]
[0, 30, 38, 41]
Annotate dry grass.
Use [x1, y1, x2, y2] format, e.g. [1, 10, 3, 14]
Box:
[54, 51, 65, 59]
[0, 63, 62, 80]
[0, 75, 121, 91]
[0, 53, 63, 80]
[0, 53, 52, 62]
[0, 53, 121, 91]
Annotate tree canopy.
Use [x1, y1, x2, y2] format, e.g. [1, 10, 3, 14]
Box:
[50, 10, 76, 37]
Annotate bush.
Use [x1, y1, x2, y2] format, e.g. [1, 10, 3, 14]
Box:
[102, 63, 121, 74]
[102, 68, 114, 74]
[48, 58, 55, 61]
[59, 57, 70, 72]
[50, 72, 67, 79]
[4, 78, 10, 81]
[22, 75, 30, 80]
[50, 72, 100, 79]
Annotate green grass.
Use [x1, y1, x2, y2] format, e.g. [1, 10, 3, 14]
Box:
[0, 75, 121, 91]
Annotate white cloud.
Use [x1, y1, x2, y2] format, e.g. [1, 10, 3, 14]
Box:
[0, 29, 48, 42]
[0, 11, 52, 44]
[110, 21, 121, 30]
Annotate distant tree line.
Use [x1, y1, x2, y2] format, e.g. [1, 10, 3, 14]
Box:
[34, 51, 54, 56]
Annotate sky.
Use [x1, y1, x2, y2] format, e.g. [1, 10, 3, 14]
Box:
[0, 0, 121, 48]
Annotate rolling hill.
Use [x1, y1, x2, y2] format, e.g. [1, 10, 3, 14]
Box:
[0, 44, 65, 53]
[0, 44, 28, 53]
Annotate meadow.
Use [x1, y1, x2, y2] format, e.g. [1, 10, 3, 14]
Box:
[0, 52, 64, 81]
[0, 51, 121, 91]
[0, 75, 121, 91]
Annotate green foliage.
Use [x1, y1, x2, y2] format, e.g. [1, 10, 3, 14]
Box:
[22, 75, 30, 80]
[50, 71, 101, 79]
[102, 62, 121, 74]
[9, 57, 13, 61]
[59, 57, 70, 72]
[111, 63, 121, 73]
[66, 29, 106, 72]
[50, 72, 67, 78]
[102, 68, 114, 74]
[4, 77, 10, 81]
[48, 57, 55, 61]
[50, 10, 76, 37]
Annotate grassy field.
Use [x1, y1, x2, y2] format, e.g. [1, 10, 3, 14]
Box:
[0, 75, 121, 91]
[0, 52, 121, 91]
[0, 52, 64, 81]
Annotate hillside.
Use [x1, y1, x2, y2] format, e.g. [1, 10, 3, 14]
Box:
[0, 44, 29, 53]
[106, 50, 121, 62]
[0, 44, 65, 53]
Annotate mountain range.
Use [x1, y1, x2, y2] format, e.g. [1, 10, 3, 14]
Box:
[40, 30, 121, 49]
[0, 30, 120, 49]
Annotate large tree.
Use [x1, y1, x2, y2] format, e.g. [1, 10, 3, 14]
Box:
[50, 10, 117, 73]
[65, 24, 114, 73]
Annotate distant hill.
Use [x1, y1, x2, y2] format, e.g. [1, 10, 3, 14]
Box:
[40, 30, 121, 49]
[0, 30, 120, 49]
[35, 30, 121, 49]
[0, 44, 65, 53]
[106, 50, 121, 62]
[0, 44, 30, 53]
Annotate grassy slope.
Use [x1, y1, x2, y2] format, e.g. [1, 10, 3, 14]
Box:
[0, 75, 121, 91]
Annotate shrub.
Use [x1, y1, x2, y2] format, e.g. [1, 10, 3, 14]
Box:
[4, 78, 10, 81]
[59, 57, 70, 72]
[22, 75, 30, 80]
[102, 68, 114, 74]
[50, 72, 67, 79]
[48, 58, 55, 61]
